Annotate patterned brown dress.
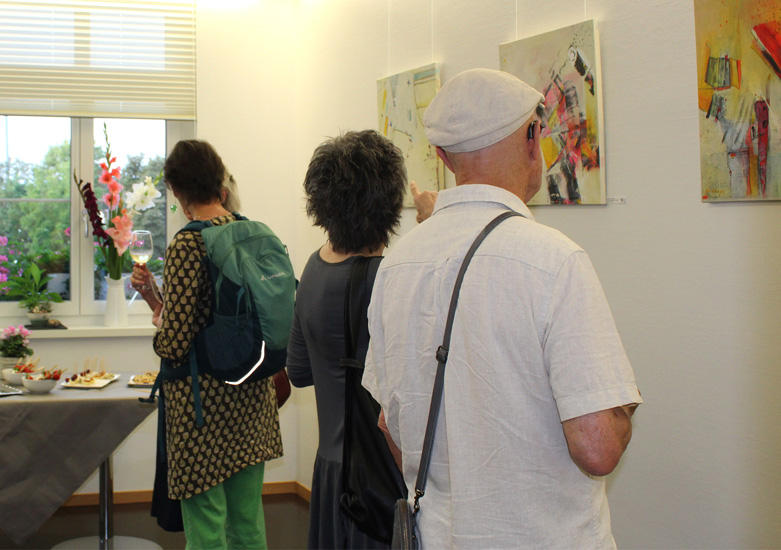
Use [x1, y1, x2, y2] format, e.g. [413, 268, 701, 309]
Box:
[153, 214, 283, 500]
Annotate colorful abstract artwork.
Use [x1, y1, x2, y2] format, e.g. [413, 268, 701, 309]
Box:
[377, 63, 443, 207]
[500, 20, 605, 205]
[695, 0, 781, 201]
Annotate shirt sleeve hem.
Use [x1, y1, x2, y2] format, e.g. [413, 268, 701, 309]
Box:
[557, 383, 643, 422]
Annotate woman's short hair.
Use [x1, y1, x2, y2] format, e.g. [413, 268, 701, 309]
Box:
[304, 130, 407, 254]
[164, 140, 225, 206]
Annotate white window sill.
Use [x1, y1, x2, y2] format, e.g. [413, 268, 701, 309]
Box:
[3, 316, 157, 340]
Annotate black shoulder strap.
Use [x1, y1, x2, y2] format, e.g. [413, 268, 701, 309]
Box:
[411, 210, 525, 515]
[339, 255, 382, 495]
[342, 256, 379, 363]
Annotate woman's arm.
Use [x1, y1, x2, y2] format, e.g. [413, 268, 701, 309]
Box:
[152, 233, 205, 363]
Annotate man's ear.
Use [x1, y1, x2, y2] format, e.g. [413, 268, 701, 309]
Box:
[526, 127, 541, 162]
[436, 146, 455, 173]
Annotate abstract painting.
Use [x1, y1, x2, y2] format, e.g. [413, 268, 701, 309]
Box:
[377, 63, 443, 207]
[695, 0, 781, 201]
[500, 20, 606, 205]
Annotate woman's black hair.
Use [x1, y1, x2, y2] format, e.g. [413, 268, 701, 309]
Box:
[163, 140, 225, 206]
[304, 130, 407, 254]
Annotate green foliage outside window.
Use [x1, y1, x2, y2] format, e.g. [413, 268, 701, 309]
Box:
[0, 139, 166, 303]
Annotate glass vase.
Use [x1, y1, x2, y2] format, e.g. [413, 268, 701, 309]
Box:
[104, 276, 129, 327]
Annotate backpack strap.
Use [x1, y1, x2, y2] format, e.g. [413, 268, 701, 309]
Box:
[138, 371, 163, 404]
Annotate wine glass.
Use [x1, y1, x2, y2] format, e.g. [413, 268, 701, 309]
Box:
[130, 230, 153, 266]
[130, 230, 161, 302]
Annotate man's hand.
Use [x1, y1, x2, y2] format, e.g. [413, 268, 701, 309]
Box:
[378, 409, 403, 471]
[410, 181, 438, 223]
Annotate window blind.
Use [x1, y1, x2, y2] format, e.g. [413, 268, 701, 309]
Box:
[0, 0, 195, 119]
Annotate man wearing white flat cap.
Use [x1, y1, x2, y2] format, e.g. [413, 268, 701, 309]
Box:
[363, 68, 642, 548]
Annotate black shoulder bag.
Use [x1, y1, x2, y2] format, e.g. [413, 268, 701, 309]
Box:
[392, 211, 525, 549]
[340, 256, 408, 543]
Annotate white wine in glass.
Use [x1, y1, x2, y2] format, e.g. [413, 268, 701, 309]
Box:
[130, 230, 153, 265]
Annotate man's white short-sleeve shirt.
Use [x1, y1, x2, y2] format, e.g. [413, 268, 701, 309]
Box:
[363, 184, 642, 549]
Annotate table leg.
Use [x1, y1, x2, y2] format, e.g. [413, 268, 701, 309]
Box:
[99, 457, 113, 549]
[52, 456, 161, 550]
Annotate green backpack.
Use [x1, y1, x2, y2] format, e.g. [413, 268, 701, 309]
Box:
[142, 213, 296, 426]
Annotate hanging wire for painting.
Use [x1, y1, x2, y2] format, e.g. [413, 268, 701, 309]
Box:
[387, 0, 391, 75]
[431, 0, 434, 62]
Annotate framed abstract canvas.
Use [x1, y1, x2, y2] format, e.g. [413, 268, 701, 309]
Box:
[377, 63, 443, 207]
[500, 19, 606, 205]
[694, 0, 781, 201]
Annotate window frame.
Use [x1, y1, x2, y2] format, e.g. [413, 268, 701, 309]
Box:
[0, 116, 193, 322]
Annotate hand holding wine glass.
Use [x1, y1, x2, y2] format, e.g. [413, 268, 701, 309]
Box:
[130, 230, 162, 303]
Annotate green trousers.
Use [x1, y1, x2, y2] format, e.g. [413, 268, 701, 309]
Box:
[181, 462, 267, 550]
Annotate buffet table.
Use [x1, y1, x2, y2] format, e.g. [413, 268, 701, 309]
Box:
[0, 380, 156, 545]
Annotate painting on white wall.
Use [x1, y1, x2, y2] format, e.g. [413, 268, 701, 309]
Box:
[694, 0, 781, 201]
[377, 63, 443, 207]
[500, 19, 606, 205]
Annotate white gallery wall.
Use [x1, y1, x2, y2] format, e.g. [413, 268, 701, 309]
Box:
[194, 0, 781, 548]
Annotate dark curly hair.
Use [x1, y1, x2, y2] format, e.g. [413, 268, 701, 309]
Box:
[164, 140, 226, 206]
[304, 130, 407, 254]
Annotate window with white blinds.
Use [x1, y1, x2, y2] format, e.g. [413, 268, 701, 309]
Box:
[0, 0, 195, 119]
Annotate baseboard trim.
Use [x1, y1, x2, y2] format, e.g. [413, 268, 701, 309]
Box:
[63, 482, 311, 507]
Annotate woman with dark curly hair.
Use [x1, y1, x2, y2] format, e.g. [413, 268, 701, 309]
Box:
[286, 130, 407, 549]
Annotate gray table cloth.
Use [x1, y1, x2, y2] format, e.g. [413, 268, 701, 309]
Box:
[0, 381, 156, 544]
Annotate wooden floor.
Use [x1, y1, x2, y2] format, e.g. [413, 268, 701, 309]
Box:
[0, 494, 309, 550]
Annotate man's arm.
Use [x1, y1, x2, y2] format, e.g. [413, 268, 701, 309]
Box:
[561, 404, 637, 476]
[378, 409, 403, 471]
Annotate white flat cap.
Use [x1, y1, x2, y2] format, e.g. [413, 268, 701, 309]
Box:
[424, 68, 544, 153]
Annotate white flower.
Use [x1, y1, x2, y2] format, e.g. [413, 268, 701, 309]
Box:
[124, 176, 162, 213]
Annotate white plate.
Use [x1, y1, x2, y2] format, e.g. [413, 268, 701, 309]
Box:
[61, 373, 120, 389]
[128, 374, 157, 388]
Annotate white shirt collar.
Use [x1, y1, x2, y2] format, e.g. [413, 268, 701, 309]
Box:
[432, 184, 535, 221]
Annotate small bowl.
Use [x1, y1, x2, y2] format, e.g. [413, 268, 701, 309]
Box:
[22, 376, 56, 394]
[3, 368, 24, 385]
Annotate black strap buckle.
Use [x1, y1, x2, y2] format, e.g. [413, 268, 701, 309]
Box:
[435, 345, 449, 364]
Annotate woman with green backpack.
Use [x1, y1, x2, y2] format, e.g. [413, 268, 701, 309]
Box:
[141, 140, 284, 549]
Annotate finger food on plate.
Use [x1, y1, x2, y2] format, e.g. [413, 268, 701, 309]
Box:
[132, 371, 157, 385]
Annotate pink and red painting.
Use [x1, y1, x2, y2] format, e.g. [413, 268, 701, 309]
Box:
[695, 0, 781, 201]
[500, 20, 606, 205]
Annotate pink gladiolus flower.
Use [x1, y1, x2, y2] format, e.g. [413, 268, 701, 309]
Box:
[99, 170, 114, 185]
[100, 162, 109, 171]
[107, 180, 123, 195]
[65, 227, 71, 237]
[105, 210, 133, 256]
[0, 236, 7, 246]
[102, 192, 121, 209]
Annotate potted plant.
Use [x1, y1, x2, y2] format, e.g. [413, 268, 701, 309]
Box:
[0, 325, 34, 368]
[4, 264, 63, 326]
